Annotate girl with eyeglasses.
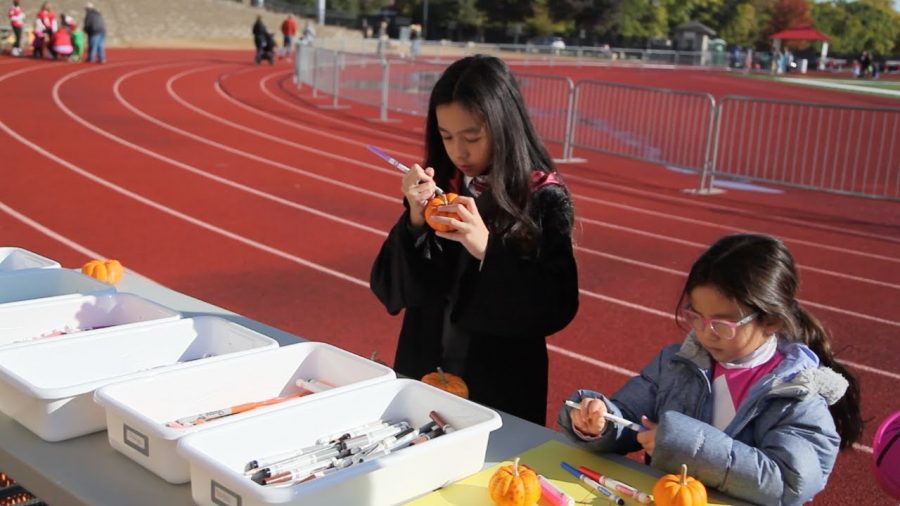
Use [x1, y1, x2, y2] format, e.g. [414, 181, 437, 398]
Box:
[558, 233, 862, 506]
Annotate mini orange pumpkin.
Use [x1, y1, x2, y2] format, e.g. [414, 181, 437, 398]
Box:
[652, 464, 708, 506]
[421, 367, 469, 399]
[423, 192, 459, 232]
[488, 457, 541, 506]
[81, 259, 124, 284]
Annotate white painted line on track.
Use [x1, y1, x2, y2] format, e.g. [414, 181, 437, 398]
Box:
[157, 64, 900, 325]
[51, 64, 388, 238]
[5, 62, 898, 386]
[0, 201, 104, 260]
[247, 68, 900, 271]
[114, 64, 396, 204]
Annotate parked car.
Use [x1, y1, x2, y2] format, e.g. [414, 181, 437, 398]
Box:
[528, 36, 566, 50]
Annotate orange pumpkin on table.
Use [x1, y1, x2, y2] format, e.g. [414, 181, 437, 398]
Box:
[653, 464, 708, 506]
[421, 367, 468, 399]
[488, 457, 541, 506]
[424, 192, 459, 232]
[81, 259, 124, 284]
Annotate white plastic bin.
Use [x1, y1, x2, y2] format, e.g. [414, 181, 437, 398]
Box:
[94, 342, 397, 484]
[0, 292, 181, 350]
[176, 379, 502, 506]
[0, 247, 61, 272]
[0, 268, 115, 307]
[0, 316, 278, 442]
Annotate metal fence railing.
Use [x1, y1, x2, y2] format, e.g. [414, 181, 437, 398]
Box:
[707, 97, 900, 199]
[294, 44, 900, 201]
[571, 81, 715, 171]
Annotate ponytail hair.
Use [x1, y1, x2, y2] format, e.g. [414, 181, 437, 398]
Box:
[788, 303, 863, 449]
[680, 233, 863, 448]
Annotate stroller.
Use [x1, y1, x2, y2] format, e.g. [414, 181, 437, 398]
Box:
[256, 31, 276, 65]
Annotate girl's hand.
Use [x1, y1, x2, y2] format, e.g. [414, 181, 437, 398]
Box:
[636, 416, 658, 455]
[431, 196, 489, 260]
[402, 164, 438, 228]
[569, 398, 608, 437]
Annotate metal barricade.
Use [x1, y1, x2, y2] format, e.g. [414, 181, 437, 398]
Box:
[570, 81, 716, 172]
[515, 74, 575, 158]
[708, 96, 900, 199]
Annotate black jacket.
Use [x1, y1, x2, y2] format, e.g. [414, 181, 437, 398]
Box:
[83, 8, 105, 36]
[370, 180, 579, 425]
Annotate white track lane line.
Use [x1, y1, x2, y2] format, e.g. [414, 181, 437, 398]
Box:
[250, 69, 900, 269]
[52, 64, 388, 239]
[115, 63, 396, 205]
[166, 65, 900, 327]
[0, 201, 106, 260]
[1, 65, 895, 452]
[254, 68, 900, 250]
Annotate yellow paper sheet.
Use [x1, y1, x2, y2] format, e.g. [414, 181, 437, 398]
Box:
[405, 439, 739, 506]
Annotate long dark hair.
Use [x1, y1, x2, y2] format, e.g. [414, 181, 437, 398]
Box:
[676, 233, 863, 449]
[424, 54, 556, 249]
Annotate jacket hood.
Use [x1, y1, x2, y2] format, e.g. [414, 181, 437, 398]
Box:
[677, 333, 849, 406]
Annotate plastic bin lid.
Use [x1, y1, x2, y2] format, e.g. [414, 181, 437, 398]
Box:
[873, 410, 900, 499]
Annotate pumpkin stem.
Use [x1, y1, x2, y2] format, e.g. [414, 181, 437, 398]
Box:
[512, 457, 520, 477]
[437, 366, 448, 385]
[680, 464, 688, 486]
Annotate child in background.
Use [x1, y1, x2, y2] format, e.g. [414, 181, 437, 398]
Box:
[558, 233, 862, 506]
[370, 55, 579, 425]
[69, 21, 84, 61]
[31, 18, 44, 58]
[49, 21, 72, 59]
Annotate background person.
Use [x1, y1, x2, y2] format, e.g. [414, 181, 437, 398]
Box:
[83, 2, 105, 63]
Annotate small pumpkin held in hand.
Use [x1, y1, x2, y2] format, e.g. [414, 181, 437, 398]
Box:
[421, 367, 469, 399]
[653, 464, 708, 506]
[423, 192, 459, 232]
[488, 457, 541, 506]
[81, 259, 124, 284]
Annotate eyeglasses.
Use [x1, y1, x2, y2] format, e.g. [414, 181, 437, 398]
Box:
[679, 307, 758, 340]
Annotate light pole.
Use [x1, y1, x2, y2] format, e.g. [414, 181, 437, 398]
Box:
[423, 0, 428, 39]
[317, 0, 325, 25]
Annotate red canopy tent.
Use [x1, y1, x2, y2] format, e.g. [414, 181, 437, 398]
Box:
[770, 26, 832, 71]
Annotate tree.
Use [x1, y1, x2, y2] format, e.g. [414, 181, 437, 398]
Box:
[526, 0, 570, 37]
[764, 0, 812, 35]
[619, 0, 667, 41]
[662, 0, 726, 33]
[546, 0, 621, 41]
[476, 0, 534, 23]
[812, 0, 900, 54]
[719, 2, 758, 47]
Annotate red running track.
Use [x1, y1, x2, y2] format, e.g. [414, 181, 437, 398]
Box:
[1, 49, 898, 505]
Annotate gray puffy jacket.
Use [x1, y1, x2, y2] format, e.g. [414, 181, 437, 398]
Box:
[557, 334, 848, 506]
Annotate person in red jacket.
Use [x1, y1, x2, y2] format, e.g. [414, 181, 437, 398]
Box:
[7, 0, 25, 56]
[280, 14, 297, 58]
[50, 20, 72, 58]
[36, 2, 57, 59]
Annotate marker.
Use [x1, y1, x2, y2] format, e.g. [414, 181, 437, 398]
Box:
[560, 462, 625, 505]
[342, 422, 409, 450]
[295, 378, 335, 394]
[316, 420, 388, 445]
[410, 425, 443, 445]
[578, 466, 653, 504]
[429, 410, 455, 434]
[168, 391, 312, 428]
[367, 144, 448, 201]
[244, 441, 334, 472]
[537, 474, 574, 506]
[565, 400, 644, 432]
